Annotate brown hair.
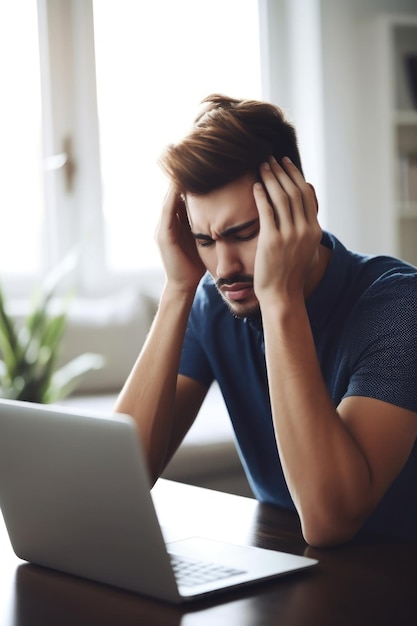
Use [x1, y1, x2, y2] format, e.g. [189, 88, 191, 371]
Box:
[159, 94, 303, 195]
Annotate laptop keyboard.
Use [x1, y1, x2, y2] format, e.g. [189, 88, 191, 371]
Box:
[169, 553, 246, 588]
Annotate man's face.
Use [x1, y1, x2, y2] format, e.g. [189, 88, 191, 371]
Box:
[186, 173, 260, 318]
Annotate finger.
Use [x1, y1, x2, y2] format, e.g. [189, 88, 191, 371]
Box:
[268, 156, 309, 229]
[176, 196, 189, 225]
[161, 184, 179, 215]
[279, 157, 318, 226]
[159, 184, 183, 229]
[253, 181, 279, 230]
[259, 161, 294, 231]
[156, 185, 180, 246]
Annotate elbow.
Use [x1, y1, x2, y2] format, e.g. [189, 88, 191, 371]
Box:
[302, 526, 355, 548]
[300, 511, 364, 548]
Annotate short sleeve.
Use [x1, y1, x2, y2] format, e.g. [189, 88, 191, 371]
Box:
[344, 274, 417, 412]
[178, 287, 214, 388]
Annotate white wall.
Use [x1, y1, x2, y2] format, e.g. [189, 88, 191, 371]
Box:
[259, 0, 326, 224]
[260, 0, 417, 256]
[320, 0, 417, 255]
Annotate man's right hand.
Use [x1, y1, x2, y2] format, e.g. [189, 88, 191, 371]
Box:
[155, 185, 206, 293]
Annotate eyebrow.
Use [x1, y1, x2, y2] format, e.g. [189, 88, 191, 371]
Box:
[191, 218, 259, 241]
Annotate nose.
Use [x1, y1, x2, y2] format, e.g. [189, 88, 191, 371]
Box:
[215, 242, 242, 281]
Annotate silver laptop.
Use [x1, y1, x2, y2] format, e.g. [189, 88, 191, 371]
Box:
[0, 398, 317, 603]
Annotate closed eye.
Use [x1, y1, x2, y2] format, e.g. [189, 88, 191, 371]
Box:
[192, 219, 259, 247]
[196, 231, 258, 247]
[196, 238, 215, 248]
[235, 228, 259, 242]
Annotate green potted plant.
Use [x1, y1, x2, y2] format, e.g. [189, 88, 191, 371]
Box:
[0, 274, 104, 404]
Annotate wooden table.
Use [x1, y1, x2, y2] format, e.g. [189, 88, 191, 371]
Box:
[1, 479, 416, 625]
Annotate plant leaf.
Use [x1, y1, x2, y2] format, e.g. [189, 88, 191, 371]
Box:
[39, 313, 67, 353]
[45, 353, 106, 403]
[0, 287, 20, 373]
[42, 248, 78, 301]
[0, 251, 102, 404]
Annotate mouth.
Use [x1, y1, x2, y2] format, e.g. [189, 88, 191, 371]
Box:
[221, 282, 254, 302]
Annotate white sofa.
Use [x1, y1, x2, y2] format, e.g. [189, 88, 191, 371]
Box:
[58, 288, 253, 498]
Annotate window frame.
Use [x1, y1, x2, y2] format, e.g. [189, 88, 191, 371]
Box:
[37, 0, 108, 297]
[5, 0, 267, 300]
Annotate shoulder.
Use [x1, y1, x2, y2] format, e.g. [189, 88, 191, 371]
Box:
[310, 233, 416, 331]
[345, 257, 417, 374]
[328, 229, 417, 314]
[322, 233, 417, 349]
[325, 231, 417, 290]
[354, 257, 417, 318]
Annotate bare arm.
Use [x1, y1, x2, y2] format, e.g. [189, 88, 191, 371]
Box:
[253, 157, 417, 546]
[114, 287, 206, 483]
[114, 185, 207, 483]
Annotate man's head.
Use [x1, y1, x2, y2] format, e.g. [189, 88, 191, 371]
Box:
[158, 95, 304, 318]
[159, 93, 303, 195]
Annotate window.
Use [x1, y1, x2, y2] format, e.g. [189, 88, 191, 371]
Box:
[0, 2, 44, 281]
[93, 0, 262, 272]
[1, 0, 262, 297]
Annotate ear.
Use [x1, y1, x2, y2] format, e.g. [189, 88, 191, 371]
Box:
[307, 183, 319, 214]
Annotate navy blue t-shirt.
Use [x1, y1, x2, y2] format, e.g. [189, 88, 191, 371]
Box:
[179, 232, 417, 540]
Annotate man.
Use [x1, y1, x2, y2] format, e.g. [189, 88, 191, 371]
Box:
[115, 94, 417, 547]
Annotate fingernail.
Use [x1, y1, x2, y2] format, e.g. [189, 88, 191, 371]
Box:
[282, 156, 292, 165]
[262, 161, 270, 171]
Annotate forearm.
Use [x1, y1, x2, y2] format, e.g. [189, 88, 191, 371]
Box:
[261, 298, 373, 545]
[114, 284, 194, 483]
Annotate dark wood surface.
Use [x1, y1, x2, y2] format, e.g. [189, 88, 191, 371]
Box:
[1, 479, 416, 625]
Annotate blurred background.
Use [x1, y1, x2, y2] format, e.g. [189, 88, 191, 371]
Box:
[0, 0, 416, 494]
[1, 0, 417, 302]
